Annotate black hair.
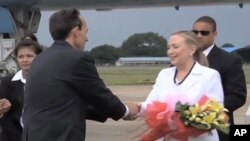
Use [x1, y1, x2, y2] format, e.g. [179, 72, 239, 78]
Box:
[194, 16, 217, 31]
[14, 39, 43, 57]
[21, 33, 38, 42]
[49, 8, 82, 40]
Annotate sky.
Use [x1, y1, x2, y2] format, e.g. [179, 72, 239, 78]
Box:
[37, 4, 250, 51]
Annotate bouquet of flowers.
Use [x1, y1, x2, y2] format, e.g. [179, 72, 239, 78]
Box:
[139, 95, 229, 141]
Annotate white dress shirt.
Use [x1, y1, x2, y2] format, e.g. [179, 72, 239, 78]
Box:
[140, 62, 224, 141]
[12, 70, 26, 84]
[202, 44, 214, 56]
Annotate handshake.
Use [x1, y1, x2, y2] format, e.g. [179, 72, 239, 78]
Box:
[123, 101, 141, 120]
[0, 98, 11, 118]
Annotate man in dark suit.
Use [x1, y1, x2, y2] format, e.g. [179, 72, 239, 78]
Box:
[22, 8, 139, 141]
[193, 16, 247, 141]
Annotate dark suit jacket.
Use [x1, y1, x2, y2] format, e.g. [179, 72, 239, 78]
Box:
[0, 75, 24, 141]
[207, 45, 247, 141]
[22, 41, 127, 141]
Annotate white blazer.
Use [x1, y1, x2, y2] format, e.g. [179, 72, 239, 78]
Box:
[140, 62, 224, 141]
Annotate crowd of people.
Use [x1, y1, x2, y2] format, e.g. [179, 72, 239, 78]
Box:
[0, 8, 247, 141]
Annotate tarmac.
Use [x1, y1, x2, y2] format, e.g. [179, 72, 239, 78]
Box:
[85, 85, 250, 141]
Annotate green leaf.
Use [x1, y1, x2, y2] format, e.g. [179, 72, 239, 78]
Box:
[175, 101, 189, 112]
[213, 124, 230, 134]
[190, 122, 210, 130]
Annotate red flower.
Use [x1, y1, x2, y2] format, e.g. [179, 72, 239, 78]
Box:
[140, 95, 229, 141]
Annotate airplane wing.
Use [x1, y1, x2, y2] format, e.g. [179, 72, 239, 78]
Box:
[1, 0, 250, 10]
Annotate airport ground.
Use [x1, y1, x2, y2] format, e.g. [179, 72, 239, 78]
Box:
[85, 85, 250, 141]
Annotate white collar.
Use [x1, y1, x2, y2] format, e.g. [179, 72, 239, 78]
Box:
[191, 62, 203, 75]
[202, 44, 215, 56]
[12, 70, 26, 84]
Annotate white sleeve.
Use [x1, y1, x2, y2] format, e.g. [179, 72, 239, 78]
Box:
[139, 71, 163, 116]
[205, 71, 224, 103]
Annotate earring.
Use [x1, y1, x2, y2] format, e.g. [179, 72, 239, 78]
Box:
[189, 52, 193, 56]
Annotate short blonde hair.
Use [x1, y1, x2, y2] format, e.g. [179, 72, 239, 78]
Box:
[171, 31, 209, 66]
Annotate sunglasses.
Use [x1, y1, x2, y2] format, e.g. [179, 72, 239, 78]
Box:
[192, 30, 210, 36]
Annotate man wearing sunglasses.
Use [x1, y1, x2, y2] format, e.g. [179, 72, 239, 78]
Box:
[193, 16, 247, 141]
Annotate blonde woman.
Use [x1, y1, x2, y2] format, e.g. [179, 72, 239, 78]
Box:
[139, 31, 224, 141]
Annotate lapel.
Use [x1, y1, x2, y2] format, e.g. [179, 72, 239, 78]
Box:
[13, 80, 25, 107]
[207, 45, 220, 64]
[183, 62, 203, 89]
[207, 45, 226, 70]
[178, 63, 204, 89]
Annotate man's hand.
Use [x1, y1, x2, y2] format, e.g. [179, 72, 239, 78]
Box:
[123, 101, 141, 120]
[0, 98, 11, 117]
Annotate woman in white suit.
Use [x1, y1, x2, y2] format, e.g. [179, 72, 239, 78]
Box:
[139, 31, 224, 141]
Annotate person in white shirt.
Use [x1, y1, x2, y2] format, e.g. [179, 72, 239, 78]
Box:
[0, 37, 43, 141]
[139, 31, 224, 141]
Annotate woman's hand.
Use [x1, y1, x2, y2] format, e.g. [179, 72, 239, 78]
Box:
[0, 98, 11, 118]
[123, 101, 141, 120]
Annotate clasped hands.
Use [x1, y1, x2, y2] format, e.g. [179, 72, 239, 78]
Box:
[0, 98, 11, 118]
[123, 101, 141, 120]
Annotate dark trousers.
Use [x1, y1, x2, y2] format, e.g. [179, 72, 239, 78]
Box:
[218, 130, 229, 141]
